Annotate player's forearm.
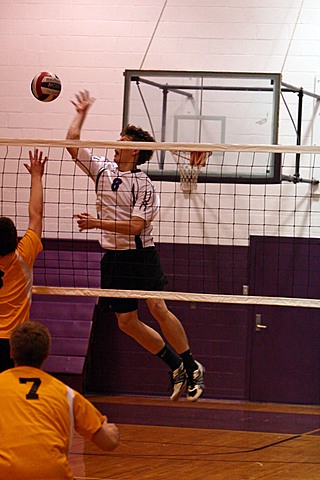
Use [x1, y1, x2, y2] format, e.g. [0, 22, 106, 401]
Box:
[76, 214, 146, 234]
[28, 175, 43, 237]
[92, 422, 119, 451]
[66, 112, 86, 159]
[29, 175, 43, 219]
[66, 110, 87, 140]
[99, 218, 144, 235]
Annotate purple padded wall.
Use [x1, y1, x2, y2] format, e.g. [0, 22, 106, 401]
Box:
[31, 239, 103, 381]
[30, 236, 320, 402]
[85, 244, 251, 400]
[31, 238, 251, 399]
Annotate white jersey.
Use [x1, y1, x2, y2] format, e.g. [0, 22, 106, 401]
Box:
[77, 148, 160, 250]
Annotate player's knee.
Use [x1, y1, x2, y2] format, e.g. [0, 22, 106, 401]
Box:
[116, 311, 137, 333]
[148, 299, 169, 320]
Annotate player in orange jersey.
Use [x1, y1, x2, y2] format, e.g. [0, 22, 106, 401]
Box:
[0, 149, 47, 372]
[0, 321, 119, 480]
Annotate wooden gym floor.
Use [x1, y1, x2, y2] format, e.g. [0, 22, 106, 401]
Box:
[69, 395, 320, 480]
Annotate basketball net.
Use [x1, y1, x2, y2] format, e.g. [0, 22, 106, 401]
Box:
[170, 151, 211, 193]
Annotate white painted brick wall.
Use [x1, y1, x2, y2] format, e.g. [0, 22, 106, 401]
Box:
[1, 0, 320, 243]
[0, 0, 318, 139]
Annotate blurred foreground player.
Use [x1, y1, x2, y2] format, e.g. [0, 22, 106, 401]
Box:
[0, 321, 119, 480]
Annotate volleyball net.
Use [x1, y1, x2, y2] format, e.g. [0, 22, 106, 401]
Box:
[1, 138, 320, 309]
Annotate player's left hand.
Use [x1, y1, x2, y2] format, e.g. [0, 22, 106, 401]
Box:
[74, 212, 97, 231]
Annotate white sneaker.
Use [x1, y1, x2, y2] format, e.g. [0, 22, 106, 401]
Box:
[170, 363, 187, 401]
[187, 361, 205, 402]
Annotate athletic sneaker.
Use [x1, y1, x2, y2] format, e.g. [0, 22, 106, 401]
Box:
[170, 363, 187, 401]
[187, 361, 205, 402]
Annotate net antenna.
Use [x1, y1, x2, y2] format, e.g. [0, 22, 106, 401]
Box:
[170, 150, 212, 193]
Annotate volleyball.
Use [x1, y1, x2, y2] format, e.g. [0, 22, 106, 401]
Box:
[31, 71, 62, 102]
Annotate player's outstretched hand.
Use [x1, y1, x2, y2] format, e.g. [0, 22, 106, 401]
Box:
[24, 149, 47, 178]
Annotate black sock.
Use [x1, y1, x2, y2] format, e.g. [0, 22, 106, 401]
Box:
[156, 345, 182, 371]
[180, 349, 197, 376]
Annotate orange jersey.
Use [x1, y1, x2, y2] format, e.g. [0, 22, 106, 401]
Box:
[0, 366, 106, 480]
[0, 229, 42, 338]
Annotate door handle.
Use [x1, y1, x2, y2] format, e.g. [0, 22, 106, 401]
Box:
[255, 313, 267, 332]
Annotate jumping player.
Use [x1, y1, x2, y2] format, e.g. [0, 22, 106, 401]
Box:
[65, 90, 205, 402]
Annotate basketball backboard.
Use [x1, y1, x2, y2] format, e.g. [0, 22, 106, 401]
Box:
[122, 70, 282, 184]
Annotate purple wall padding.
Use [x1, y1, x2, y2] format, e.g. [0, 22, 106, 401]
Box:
[31, 238, 251, 398]
[158, 243, 248, 294]
[30, 299, 96, 375]
[85, 243, 251, 400]
[85, 302, 252, 400]
[31, 236, 320, 402]
[31, 239, 102, 376]
[43, 356, 85, 374]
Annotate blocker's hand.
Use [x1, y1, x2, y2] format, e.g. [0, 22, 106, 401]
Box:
[24, 149, 48, 177]
[75, 212, 98, 232]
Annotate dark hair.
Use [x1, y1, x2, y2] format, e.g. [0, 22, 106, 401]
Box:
[120, 124, 155, 165]
[10, 321, 51, 368]
[0, 217, 18, 256]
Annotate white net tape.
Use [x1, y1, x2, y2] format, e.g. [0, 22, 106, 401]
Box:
[32, 286, 320, 309]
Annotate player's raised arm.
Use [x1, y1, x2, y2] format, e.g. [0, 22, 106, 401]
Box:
[24, 149, 47, 238]
[66, 89, 95, 160]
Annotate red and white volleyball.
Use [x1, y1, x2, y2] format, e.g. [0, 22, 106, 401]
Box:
[31, 71, 62, 102]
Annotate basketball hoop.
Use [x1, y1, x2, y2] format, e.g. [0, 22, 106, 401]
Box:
[170, 151, 211, 193]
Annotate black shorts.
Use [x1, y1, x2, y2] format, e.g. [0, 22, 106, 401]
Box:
[100, 247, 167, 314]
